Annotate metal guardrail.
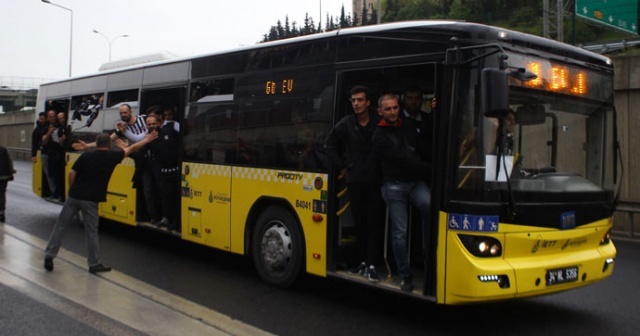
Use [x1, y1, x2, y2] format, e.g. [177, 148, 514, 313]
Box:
[6, 147, 31, 161]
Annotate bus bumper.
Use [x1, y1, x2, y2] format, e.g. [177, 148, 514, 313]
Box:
[444, 225, 616, 304]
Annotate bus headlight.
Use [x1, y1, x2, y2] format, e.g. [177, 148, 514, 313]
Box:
[600, 229, 612, 245]
[458, 234, 502, 257]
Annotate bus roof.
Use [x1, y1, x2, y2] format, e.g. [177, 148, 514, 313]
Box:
[41, 20, 611, 86]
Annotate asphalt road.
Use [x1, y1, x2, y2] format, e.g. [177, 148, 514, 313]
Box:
[4, 160, 639, 336]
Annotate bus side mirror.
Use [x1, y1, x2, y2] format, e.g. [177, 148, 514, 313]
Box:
[481, 68, 510, 118]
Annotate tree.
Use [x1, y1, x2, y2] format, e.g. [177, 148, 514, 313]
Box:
[285, 16, 292, 38]
[339, 5, 349, 28]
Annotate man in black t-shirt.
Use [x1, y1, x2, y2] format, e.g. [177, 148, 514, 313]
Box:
[44, 132, 155, 273]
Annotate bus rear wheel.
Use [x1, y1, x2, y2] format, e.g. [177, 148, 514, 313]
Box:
[252, 206, 303, 288]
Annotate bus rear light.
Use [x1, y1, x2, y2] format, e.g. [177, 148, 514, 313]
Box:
[600, 230, 612, 245]
[312, 213, 324, 222]
[458, 234, 502, 257]
[478, 274, 510, 288]
[313, 253, 321, 259]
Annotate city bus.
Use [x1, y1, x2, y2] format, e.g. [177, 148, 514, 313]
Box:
[33, 21, 618, 304]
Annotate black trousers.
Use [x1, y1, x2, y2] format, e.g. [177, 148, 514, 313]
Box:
[348, 181, 385, 265]
[0, 180, 7, 212]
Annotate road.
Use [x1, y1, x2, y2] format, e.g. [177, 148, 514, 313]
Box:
[3, 159, 639, 335]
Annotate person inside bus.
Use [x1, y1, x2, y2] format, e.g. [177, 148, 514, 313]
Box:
[324, 85, 385, 282]
[41, 110, 64, 201]
[72, 103, 149, 149]
[115, 104, 149, 144]
[485, 108, 516, 155]
[163, 106, 180, 132]
[73, 103, 149, 190]
[31, 111, 47, 164]
[56, 112, 72, 151]
[374, 93, 431, 292]
[139, 114, 181, 231]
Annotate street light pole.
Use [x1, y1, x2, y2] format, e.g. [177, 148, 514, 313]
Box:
[93, 30, 129, 61]
[41, 0, 73, 77]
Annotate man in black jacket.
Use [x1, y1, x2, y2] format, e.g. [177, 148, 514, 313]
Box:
[324, 85, 384, 282]
[141, 114, 181, 231]
[0, 145, 16, 223]
[31, 112, 47, 164]
[373, 93, 431, 292]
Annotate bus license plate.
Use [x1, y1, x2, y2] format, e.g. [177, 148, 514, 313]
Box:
[546, 266, 579, 286]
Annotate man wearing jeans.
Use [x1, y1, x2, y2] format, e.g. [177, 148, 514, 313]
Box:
[373, 93, 431, 292]
[44, 132, 154, 273]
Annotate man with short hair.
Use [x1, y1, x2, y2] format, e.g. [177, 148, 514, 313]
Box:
[44, 131, 155, 273]
[373, 93, 431, 292]
[139, 114, 181, 230]
[402, 86, 434, 162]
[31, 112, 47, 164]
[324, 85, 384, 282]
[41, 110, 63, 201]
[116, 104, 148, 143]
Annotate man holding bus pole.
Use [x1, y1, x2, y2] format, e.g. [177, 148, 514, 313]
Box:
[374, 93, 431, 292]
[44, 131, 156, 273]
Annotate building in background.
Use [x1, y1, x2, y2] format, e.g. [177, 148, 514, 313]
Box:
[0, 77, 53, 114]
[352, 0, 382, 25]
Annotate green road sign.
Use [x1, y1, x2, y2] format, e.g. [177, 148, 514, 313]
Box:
[576, 0, 638, 35]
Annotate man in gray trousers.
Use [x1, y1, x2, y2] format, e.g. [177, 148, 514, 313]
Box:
[44, 131, 155, 273]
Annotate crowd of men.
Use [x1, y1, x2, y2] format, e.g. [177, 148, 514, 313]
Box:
[325, 85, 434, 292]
[30, 103, 181, 274]
[33, 86, 434, 290]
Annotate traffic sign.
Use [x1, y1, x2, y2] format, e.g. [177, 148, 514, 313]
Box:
[576, 0, 639, 35]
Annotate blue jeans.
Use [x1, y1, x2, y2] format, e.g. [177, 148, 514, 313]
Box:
[45, 197, 102, 267]
[381, 180, 431, 278]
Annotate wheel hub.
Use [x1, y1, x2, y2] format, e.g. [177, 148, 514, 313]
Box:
[261, 223, 292, 270]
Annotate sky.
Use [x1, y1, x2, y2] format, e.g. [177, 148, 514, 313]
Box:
[0, 0, 350, 83]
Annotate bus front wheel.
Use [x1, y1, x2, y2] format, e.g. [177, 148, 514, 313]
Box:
[252, 206, 303, 288]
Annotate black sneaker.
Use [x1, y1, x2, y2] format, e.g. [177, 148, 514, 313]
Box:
[89, 264, 112, 273]
[0, 212, 5, 223]
[367, 265, 380, 283]
[348, 262, 367, 275]
[400, 275, 413, 292]
[44, 257, 54, 271]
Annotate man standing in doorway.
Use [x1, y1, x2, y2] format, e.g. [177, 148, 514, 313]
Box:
[324, 85, 384, 282]
[374, 93, 431, 292]
[44, 132, 155, 273]
[41, 110, 64, 201]
[31, 112, 47, 164]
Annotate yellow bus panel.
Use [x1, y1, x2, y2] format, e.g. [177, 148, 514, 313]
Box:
[445, 218, 615, 304]
[180, 163, 232, 250]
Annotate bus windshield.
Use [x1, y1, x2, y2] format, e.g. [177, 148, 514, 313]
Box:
[453, 53, 615, 205]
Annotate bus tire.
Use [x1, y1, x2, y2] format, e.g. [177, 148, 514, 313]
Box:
[252, 206, 303, 288]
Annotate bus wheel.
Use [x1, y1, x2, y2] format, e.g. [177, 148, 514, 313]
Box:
[252, 206, 303, 288]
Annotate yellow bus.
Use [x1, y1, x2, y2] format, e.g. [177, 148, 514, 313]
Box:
[33, 21, 618, 304]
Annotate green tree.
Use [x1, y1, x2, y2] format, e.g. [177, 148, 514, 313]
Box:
[285, 16, 292, 38]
